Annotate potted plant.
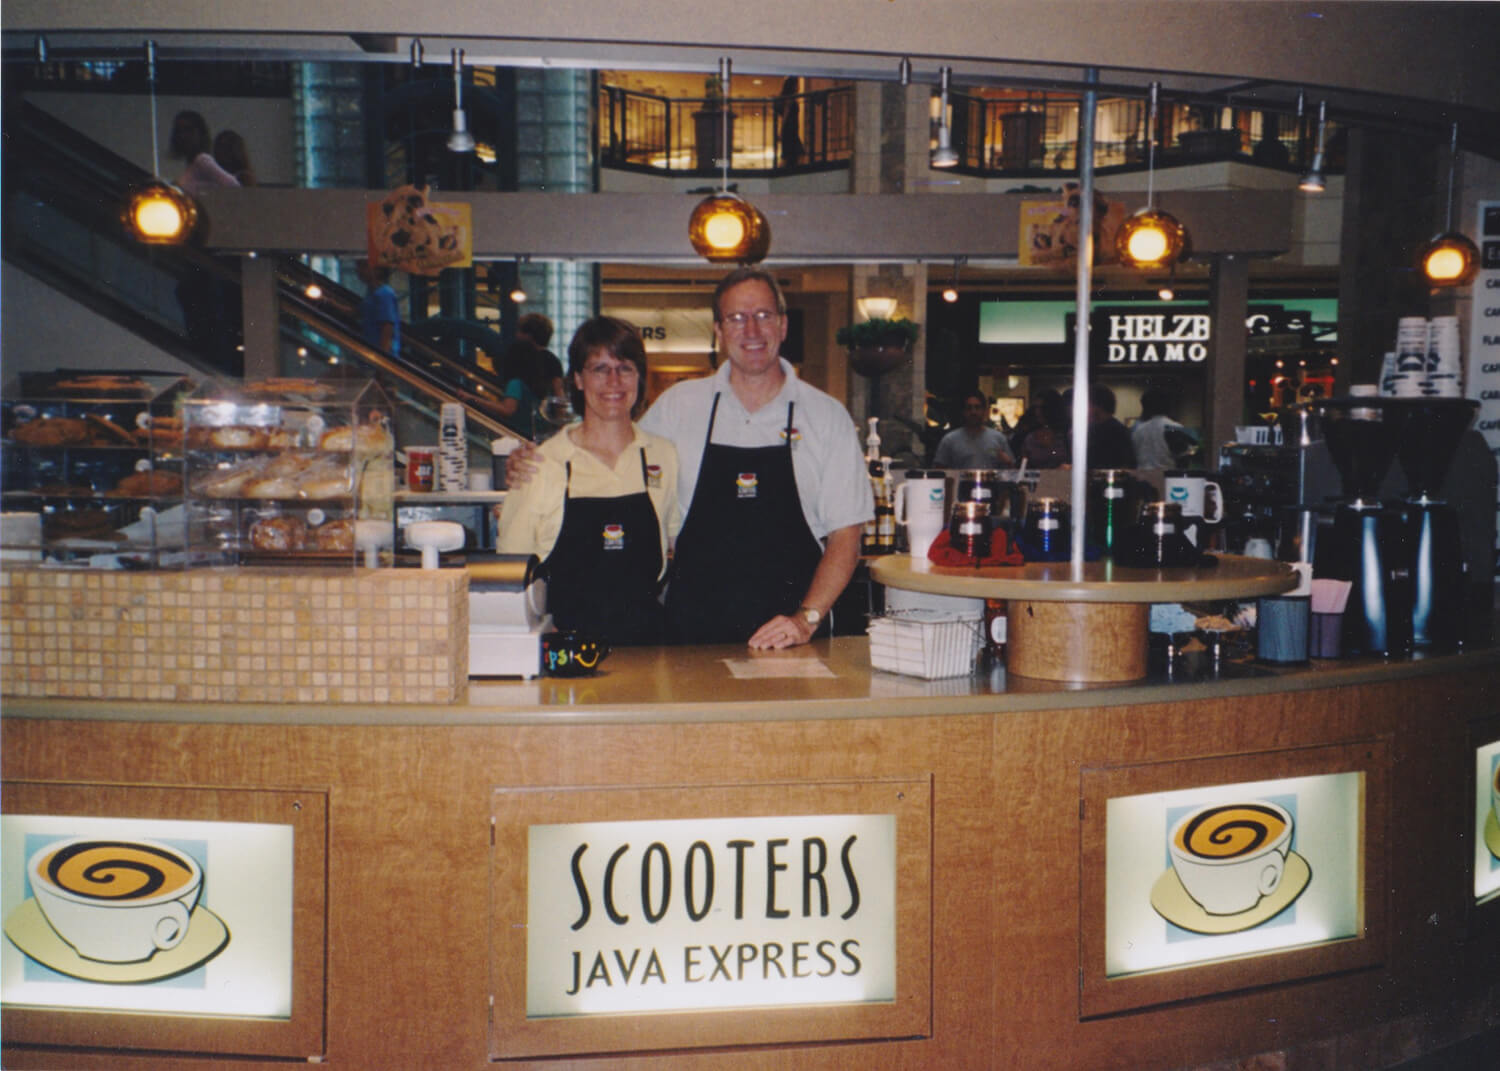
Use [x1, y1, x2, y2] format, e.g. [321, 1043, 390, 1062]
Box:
[694, 75, 733, 173]
[838, 317, 920, 377]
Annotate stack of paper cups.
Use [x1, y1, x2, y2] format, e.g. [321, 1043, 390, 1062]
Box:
[1388, 317, 1429, 396]
[1378, 352, 1398, 396]
[438, 402, 468, 491]
[1424, 316, 1462, 396]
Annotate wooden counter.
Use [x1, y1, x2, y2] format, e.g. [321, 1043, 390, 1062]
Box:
[3, 642, 1499, 1070]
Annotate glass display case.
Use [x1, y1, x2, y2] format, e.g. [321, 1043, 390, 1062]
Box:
[1, 371, 192, 566]
[182, 377, 396, 566]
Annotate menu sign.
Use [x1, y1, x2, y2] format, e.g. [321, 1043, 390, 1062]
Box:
[1465, 199, 1500, 570]
[525, 813, 896, 1017]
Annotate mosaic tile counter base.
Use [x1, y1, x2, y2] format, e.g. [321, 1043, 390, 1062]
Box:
[0, 567, 468, 704]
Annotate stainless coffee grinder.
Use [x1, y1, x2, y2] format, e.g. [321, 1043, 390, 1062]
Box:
[1314, 397, 1410, 657]
[1393, 398, 1478, 651]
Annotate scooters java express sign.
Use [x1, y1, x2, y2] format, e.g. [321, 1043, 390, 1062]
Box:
[526, 813, 897, 1017]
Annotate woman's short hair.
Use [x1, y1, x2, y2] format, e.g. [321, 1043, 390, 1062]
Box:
[566, 316, 649, 416]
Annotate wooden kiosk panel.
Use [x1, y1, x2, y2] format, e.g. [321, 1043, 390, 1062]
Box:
[490, 779, 931, 1059]
[1079, 741, 1389, 1018]
[0, 781, 327, 1059]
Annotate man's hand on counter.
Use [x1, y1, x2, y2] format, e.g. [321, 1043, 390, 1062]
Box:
[747, 611, 817, 650]
[506, 440, 541, 487]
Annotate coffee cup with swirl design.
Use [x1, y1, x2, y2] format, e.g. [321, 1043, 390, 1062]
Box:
[27, 837, 203, 963]
[1168, 801, 1293, 916]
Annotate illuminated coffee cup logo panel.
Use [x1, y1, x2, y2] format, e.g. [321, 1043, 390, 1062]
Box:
[1174, 804, 1289, 861]
[42, 840, 198, 903]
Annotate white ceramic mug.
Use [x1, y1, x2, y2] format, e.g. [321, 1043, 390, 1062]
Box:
[1169, 801, 1293, 916]
[1164, 470, 1223, 544]
[28, 837, 203, 963]
[894, 470, 947, 559]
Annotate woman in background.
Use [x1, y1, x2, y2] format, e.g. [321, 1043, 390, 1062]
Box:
[170, 110, 239, 194]
[497, 317, 680, 646]
[212, 129, 256, 186]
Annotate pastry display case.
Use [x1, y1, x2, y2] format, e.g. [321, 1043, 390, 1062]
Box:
[1, 372, 192, 566]
[181, 377, 396, 566]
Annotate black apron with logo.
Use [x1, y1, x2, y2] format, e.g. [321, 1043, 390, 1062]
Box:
[542, 448, 665, 646]
[665, 395, 823, 644]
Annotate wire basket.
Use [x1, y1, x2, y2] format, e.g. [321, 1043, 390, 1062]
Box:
[868, 609, 984, 679]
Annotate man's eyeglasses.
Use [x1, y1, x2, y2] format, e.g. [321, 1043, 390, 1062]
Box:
[722, 309, 781, 330]
[581, 362, 639, 381]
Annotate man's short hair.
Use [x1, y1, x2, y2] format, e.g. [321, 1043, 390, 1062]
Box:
[711, 267, 788, 323]
[962, 389, 989, 408]
[516, 313, 554, 347]
[1089, 383, 1118, 415]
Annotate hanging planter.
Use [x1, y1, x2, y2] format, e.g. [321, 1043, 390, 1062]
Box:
[838, 318, 919, 378]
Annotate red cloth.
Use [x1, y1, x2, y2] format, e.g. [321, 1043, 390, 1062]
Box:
[926, 527, 1024, 567]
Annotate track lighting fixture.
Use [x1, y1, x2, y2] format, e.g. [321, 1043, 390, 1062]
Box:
[931, 67, 959, 168]
[1298, 99, 1327, 193]
[447, 48, 476, 154]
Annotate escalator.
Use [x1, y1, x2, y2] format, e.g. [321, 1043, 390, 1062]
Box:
[3, 98, 530, 451]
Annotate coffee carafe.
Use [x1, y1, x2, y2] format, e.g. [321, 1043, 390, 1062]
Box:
[1088, 470, 1147, 557]
[1394, 398, 1478, 651]
[1314, 397, 1411, 657]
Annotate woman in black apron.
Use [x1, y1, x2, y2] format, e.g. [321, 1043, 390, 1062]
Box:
[496, 317, 677, 646]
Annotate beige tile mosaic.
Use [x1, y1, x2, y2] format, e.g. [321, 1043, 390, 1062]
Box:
[0, 565, 468, 704]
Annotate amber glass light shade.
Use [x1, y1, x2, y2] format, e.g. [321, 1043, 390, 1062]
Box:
[688, 193, 771, 263]
[123, 183, 199, 245]
[1420, 232, 1480, 287]
[1115, 207, 1187, 270]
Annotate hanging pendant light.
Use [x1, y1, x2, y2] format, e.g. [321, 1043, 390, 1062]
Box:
[931, 67, 959, 168]
[942, 256, 964, 303]
[1420, 121, 1480, 287]
[1298, 99, 1327, 192]
[123, 40, 199, 245]
[1116, 82, 1188, 270]
[688, 57, 771, 263]
[447, 48, 476, 153]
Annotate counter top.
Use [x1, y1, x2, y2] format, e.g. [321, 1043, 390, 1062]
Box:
[871, 553, 1298, 603]
[5, 636, 1496, 729]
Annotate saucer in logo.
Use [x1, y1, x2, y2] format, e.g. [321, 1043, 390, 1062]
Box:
[1168, 487, 1189, 502]
[1150, 850, 1311, 935]
[1484, 810, 1500, 861]
[736, 473, 758, 499]
[3, 899, 230, 983]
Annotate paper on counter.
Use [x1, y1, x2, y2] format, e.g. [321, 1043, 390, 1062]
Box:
[721, 657, 838, 680]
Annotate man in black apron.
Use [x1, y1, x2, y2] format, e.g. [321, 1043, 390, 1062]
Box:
[659, 269, 869, 649]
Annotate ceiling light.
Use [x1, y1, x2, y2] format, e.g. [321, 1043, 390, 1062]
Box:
[942, 287, 959, 303]
[123, 40, 200, 246]
[1299, 99, 1327, 192]
[1158, 285, 1175, 301]
[304, 283, 323, 300]
[1420, 122, 1480, 287]
[124, 182, 198, 244]
[941, 255, 964, 303]
[931, 67, 959, 168]
[1117, 83, 1190, 270]
[447, 48, 476, 153]
[857, 296, 898, 321]
[687, 57, 770, 263]
[688, 192, 770, 263]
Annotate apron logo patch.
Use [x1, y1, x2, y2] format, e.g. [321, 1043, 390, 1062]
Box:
[645, 463, 663, 488]
[736, 472, 759, 499]
[781, 427, 802, 445]
[602, 524, 626, 550]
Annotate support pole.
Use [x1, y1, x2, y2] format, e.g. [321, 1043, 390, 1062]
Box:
[1069, 69, 1099, 575]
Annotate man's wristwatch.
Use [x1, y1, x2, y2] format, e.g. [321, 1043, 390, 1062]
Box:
[798, 606, 823, 629]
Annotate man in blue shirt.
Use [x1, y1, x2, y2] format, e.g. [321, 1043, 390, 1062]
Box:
[356, 259, 401, 356]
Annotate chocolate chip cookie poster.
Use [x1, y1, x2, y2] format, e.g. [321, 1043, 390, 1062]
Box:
[367, 184, 472, 276]
[0, 814, 294, 1017]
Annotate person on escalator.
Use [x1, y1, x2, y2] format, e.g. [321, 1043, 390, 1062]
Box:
[497, 316, 680, 646]
[355, 259, 401, 356]
[169, 111, 241, 368]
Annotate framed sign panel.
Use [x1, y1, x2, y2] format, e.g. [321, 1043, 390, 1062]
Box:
[1473, 723, 1500, 907]
[491, 778, 931, 1059]
[1080, 741, 1389, 1017]
[1, 781, 327, 1059]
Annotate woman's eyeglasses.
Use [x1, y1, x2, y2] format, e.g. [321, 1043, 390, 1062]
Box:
[581, 362, 639, 381]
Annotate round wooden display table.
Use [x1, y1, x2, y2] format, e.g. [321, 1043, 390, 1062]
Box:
[870, 555, 1298, 683]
